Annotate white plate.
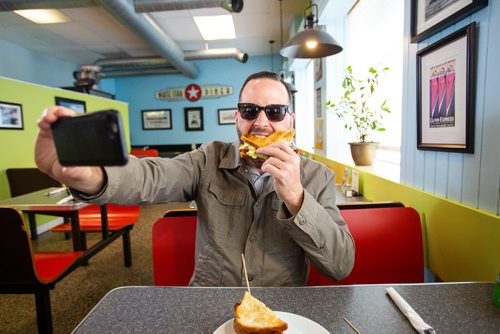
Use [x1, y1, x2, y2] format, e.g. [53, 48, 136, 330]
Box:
[213, 311, 330, 334]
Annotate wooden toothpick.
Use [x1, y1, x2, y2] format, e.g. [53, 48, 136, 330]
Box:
[241, 253, 251, 295]
[241, 253, 254, 312]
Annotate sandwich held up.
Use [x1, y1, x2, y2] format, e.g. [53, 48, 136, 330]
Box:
[239, 130, 295, 162]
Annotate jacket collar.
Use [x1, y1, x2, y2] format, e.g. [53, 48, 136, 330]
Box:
[219, 141, 242, 170]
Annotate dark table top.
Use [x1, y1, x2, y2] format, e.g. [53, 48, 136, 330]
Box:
[73, 283, 500, 333]
[0, 187, 87, 211]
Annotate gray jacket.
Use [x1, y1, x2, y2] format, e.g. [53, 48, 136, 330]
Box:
[76, 141, 355, 286]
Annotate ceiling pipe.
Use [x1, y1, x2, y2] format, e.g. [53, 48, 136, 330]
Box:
[94, 0, 199, 78]
[0, 0, 199, 78]
[99, 67, 181, 78]
[95, 47, 248, 68]
[133, 0, 244, 13]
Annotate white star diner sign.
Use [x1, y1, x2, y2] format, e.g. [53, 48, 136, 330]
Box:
[155, 84, 233, 102]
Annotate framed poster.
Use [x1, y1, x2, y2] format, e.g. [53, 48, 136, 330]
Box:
[142, 109, 172, 130]
[0, 101, 23, 130]
[316, 88, 322, 118]
[55, 97, 86, 114]
[411, 0, 487, 43]
[416, 23, 476, 153]
[184, 107, 204, 131]
[218, 108, 236, 125]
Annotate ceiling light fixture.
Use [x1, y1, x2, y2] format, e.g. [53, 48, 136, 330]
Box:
[193, 15, 236, 41]
[280, 1, 342, 59]
[14, 9, 70, 24]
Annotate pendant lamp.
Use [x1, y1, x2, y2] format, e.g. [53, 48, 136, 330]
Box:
[280, 1, 342, 59]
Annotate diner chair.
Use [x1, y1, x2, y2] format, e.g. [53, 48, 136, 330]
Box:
[152, 208, 197, 286]
[130, 148, 159, 157]
[307, 207, 424, 286]
[0, 206, 83, 334]
[50, 204, 140, 267]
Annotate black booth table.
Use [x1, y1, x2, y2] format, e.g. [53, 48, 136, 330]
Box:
[0, 187, 114, 255]
[72, 283, 500, 333]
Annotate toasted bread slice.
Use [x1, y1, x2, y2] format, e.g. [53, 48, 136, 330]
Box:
[239, 130, 295, 162]
[241, 130, 295, 149]
[233, 292, 288, 334]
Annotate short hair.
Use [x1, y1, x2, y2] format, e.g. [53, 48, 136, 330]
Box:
[239, 71, 292, 109]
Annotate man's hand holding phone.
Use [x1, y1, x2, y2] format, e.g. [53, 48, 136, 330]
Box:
[35, 107, 116, 195]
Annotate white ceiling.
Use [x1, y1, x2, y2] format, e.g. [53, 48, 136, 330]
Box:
[0, 0, 306, 65]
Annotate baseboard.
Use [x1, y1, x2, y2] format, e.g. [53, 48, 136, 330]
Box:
[37, 217, 64, 234]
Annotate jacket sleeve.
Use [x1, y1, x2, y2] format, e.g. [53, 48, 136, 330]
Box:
[277, 166, 355, 281]
[71, 148, 207, 205]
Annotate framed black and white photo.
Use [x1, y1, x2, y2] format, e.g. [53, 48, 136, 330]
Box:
[411, 0, 487, 43]
[217, 108, 236, 125]
[184, 107, 203, 131]
[416, 22, 476, 153]
[142, 109, 172, 130]
[0, 101, 23, 130]
[55, 96, 86, 114]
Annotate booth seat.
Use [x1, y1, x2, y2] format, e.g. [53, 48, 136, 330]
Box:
[151, 207, 424, 286]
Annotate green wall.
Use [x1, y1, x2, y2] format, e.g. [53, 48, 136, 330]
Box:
[312, 153, 500, 283]
[0, 76, 130, 200]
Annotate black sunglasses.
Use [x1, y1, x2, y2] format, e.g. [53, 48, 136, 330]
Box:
[237, 103, 291, 122]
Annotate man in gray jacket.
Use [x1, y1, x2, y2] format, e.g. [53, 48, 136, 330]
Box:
[35, 71, 354, 286]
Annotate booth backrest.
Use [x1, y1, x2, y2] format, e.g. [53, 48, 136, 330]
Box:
[6, 168, 61, 197]
[130, 148, 159, 157]
[152, 209, 197, 286]
[0, 206, 39, 283]
[152, 207, 424, 287]
[307, 207, 424, 285]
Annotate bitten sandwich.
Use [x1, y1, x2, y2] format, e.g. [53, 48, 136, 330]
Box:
[233, 291, 288, 334]
[239, 130, 295, 162]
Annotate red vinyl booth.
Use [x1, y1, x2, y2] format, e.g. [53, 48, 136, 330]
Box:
[307, 207, 424, 285]
[152, 207, 424, 286]
[152, 209, 197, 286]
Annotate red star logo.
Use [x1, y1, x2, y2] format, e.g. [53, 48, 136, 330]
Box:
[185, 84, 202, 102]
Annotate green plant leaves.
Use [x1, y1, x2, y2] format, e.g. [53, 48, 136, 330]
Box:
[325, 65, 391, 142]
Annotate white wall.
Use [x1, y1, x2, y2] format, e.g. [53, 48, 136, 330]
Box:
[0, 38, 78, 87]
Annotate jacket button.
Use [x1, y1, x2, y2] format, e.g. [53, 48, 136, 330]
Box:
[248, 276, 254, 281]
[250, 235, 257, 242]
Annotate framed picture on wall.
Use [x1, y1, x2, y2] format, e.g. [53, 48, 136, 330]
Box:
[184, 107, 204, 131]
[316, 88, 322, 118]
[411, 0, 487, 43]
[416, 22, 476, 153]
[0, 101, 23, 130]
[142, 109, 172, 130]
[55, 97, 86, 114]
[217, 108, 236, 125]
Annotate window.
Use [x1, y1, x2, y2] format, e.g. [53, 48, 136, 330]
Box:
[325, 0, 404, 180]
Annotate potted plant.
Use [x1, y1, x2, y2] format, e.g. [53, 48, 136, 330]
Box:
[326, 65, 391, 166]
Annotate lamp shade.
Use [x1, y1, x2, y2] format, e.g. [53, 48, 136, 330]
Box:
[280, 28, 342, 59]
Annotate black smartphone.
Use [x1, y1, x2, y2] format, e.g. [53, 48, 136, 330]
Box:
[51, 109, 128, 166]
